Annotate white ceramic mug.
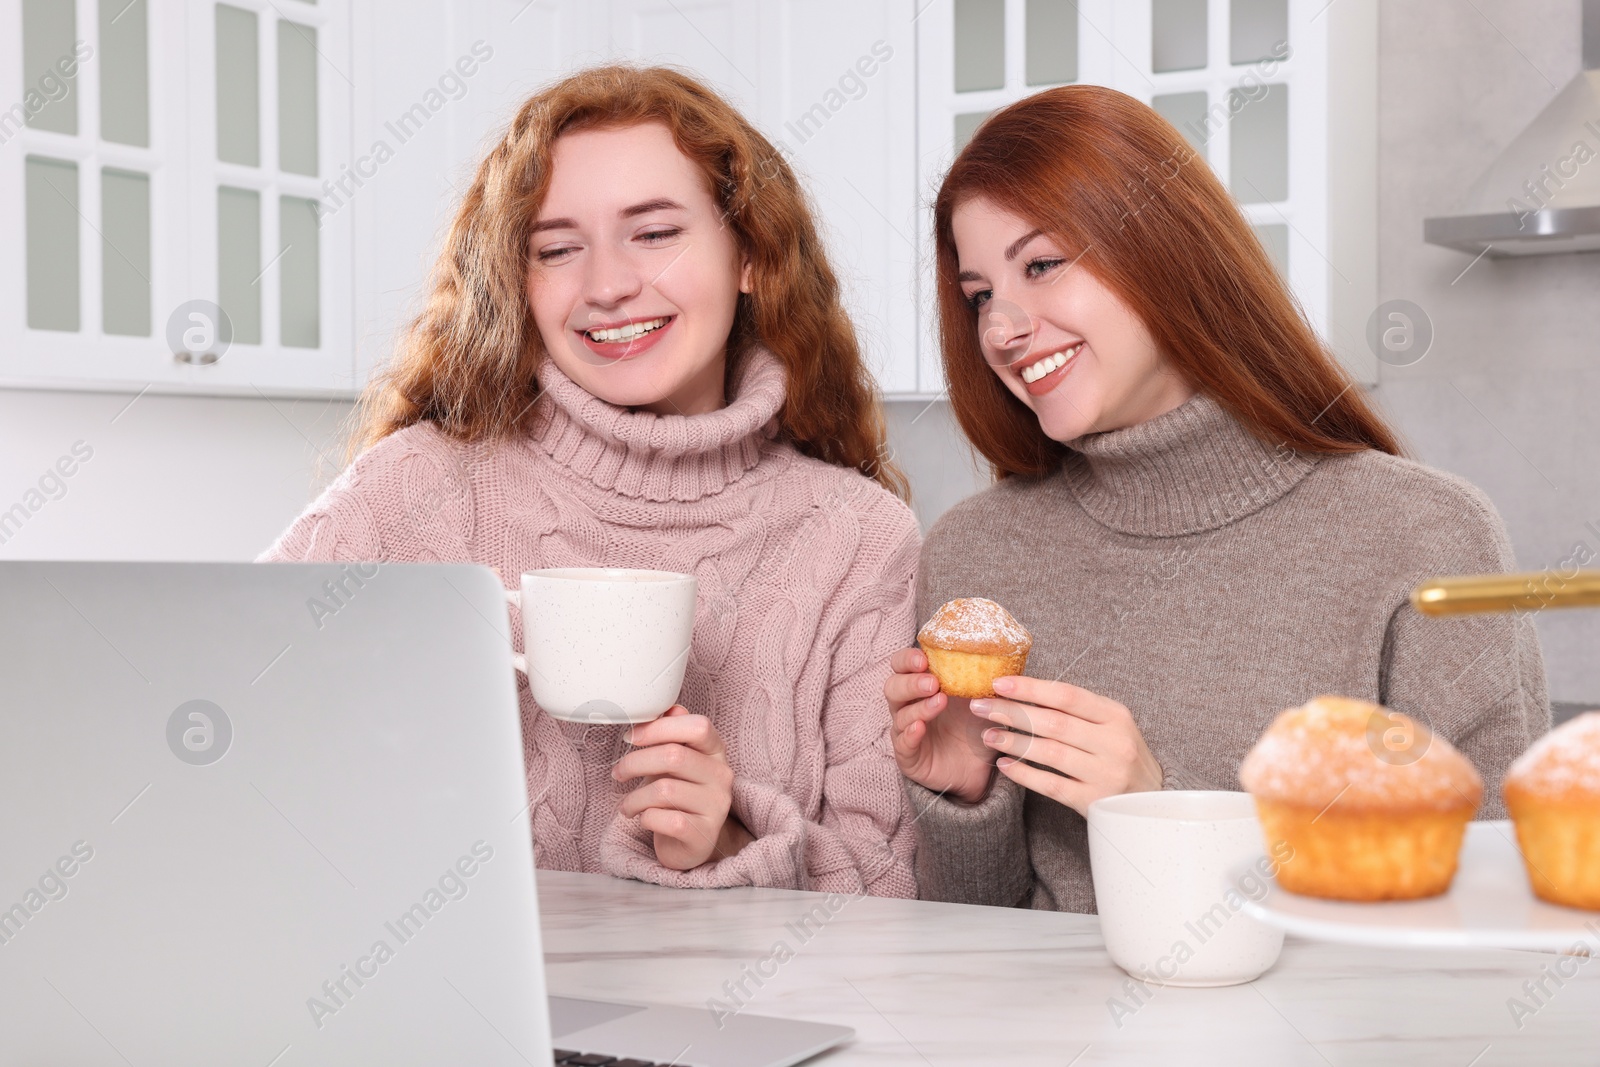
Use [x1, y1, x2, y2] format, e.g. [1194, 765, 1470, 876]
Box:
[1087, 790, 1285, 987]
[505, 568, 697, 724]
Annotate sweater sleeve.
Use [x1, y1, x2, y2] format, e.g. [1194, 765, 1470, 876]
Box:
[905, 776, 1034, 907]
[600, 497, 921, 897]
[257, 465, 386, 563]
[1378, 479, 1550, 819]
[898, 526, 1038, 907]
[257, 426, 476, 564]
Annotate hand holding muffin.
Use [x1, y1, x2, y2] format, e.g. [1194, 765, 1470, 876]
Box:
[890, 598, 1163, 813]
[885, 644, 998, 805]
[888, 598, 1034, 803]
[974, 674, 1165, 816]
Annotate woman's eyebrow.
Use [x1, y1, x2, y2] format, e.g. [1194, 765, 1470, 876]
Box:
[620, 197, 686, 218]
[530, 216, 577, 234]
[531, 197, 688, 234]
[1004, 229, 1044, 261]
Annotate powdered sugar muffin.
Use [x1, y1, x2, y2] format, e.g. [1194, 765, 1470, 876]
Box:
[1238, 695, 1482, 901]
[1504, 711, 1600, 911]
[917, 597, 1032, 699]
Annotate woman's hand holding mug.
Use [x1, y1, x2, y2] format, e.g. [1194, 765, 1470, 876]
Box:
[505, 568, 750, 870]
[613, 705, 753, 870]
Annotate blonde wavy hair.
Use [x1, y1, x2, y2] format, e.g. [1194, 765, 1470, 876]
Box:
[354, 63, 906, 499]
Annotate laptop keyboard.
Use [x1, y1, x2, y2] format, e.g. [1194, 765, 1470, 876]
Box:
[553, 1051, 697, 1067]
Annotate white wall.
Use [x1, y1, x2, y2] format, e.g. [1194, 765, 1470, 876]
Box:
[1377, 0, 1599, 704]
[883, 398, 988, 532]
[0, 390, 351, 561]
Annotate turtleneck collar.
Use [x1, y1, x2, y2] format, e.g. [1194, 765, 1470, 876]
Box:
[531, 347, 786, 503]
[1060, 392, 1321, 537]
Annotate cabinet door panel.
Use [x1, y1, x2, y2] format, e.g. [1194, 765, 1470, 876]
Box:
[346, 0, 571, 386]
[610, 0, 761, 114]
[758, 0, 919, 394]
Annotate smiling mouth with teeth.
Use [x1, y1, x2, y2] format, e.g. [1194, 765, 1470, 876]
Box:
[1018, 342, 1083, 384]
[584, 316, 671, 343]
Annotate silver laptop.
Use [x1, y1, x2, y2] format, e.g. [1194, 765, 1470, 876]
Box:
[0, 561, 851, 1067]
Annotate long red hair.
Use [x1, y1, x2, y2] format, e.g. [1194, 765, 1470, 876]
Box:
[357, 64, 905, 497]
[934, 85, 1401, 478]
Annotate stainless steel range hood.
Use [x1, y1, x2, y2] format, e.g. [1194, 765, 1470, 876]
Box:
[1424, 0, 1600, 257]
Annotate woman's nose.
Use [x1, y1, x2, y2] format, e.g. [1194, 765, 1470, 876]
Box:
[979, 297, 1037, 365]
[582, 242, 644, 308]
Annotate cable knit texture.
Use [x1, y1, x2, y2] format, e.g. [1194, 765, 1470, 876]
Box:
[908, 392, 1550, 913]
[261, 350, 919, 897]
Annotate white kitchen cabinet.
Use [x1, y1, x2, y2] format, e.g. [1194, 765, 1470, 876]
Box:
[1, 0, 1371, 399]
[1, 0, 355, 397]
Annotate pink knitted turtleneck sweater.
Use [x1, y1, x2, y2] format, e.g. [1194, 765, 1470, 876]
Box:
[261, 350, 919, 897]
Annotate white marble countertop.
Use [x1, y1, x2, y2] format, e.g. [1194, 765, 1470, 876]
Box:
[537, 871, 1600, 1066]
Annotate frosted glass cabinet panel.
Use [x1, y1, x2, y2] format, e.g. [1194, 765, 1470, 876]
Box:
[954, 110, 992, 151]
[100, 0, 151, 147]
[216, 5, 261, 166]
[280, 196, 321, 348]
[101, 169, 153, 337]
[1025, 0, 1077, 85]
[1152, 0, 1208, 73]
[1152, 91, 1209, 156]
[278, 19, 320, 176]
[22, 0, 78, 134]
[1254, 222, 1289, 279]
[1229, 83, 1288, 203]
[954, 0, 1005, 91]
[218, 186, 263, 345]
[24, 156, 80, 332]
[1232, 0, 1288, 64]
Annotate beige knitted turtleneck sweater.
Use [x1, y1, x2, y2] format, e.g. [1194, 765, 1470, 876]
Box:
[907, 392, 1549, 913]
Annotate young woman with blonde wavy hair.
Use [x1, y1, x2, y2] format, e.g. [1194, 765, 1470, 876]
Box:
[264, 65, 918, 896]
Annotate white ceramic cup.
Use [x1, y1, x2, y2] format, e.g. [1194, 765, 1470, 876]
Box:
[505, 568, 697, 724]
[1087, 790, 1285, 987]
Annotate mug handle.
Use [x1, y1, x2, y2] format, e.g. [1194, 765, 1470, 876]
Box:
[504, 588, 527, 675]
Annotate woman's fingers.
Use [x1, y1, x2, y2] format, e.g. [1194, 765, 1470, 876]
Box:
[608, 707, 744, 871]
[624, 707, 725, 756]
[995, 756, 1094, 815]
[992, 675, 1119, 724]
[885, 669, 941, 709]
[980, 727, 1092, 780]
[973, 697, 1095, 752]
[618, 775, 720, 819]
[889, 693, 946, 760]
[891, 690, 946, 730]
[979, 693, 1164, 800]
[889, 646, 928, 675]
[613, 742, 730, 787]
[638, 806, 716, 849]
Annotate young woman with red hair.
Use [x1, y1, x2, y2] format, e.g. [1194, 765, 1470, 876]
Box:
[887, 85, 1548, 912]
[264, 66, 917, 896]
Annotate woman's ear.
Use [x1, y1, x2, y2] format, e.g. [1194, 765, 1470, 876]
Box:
[739, 254, 754, 295]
